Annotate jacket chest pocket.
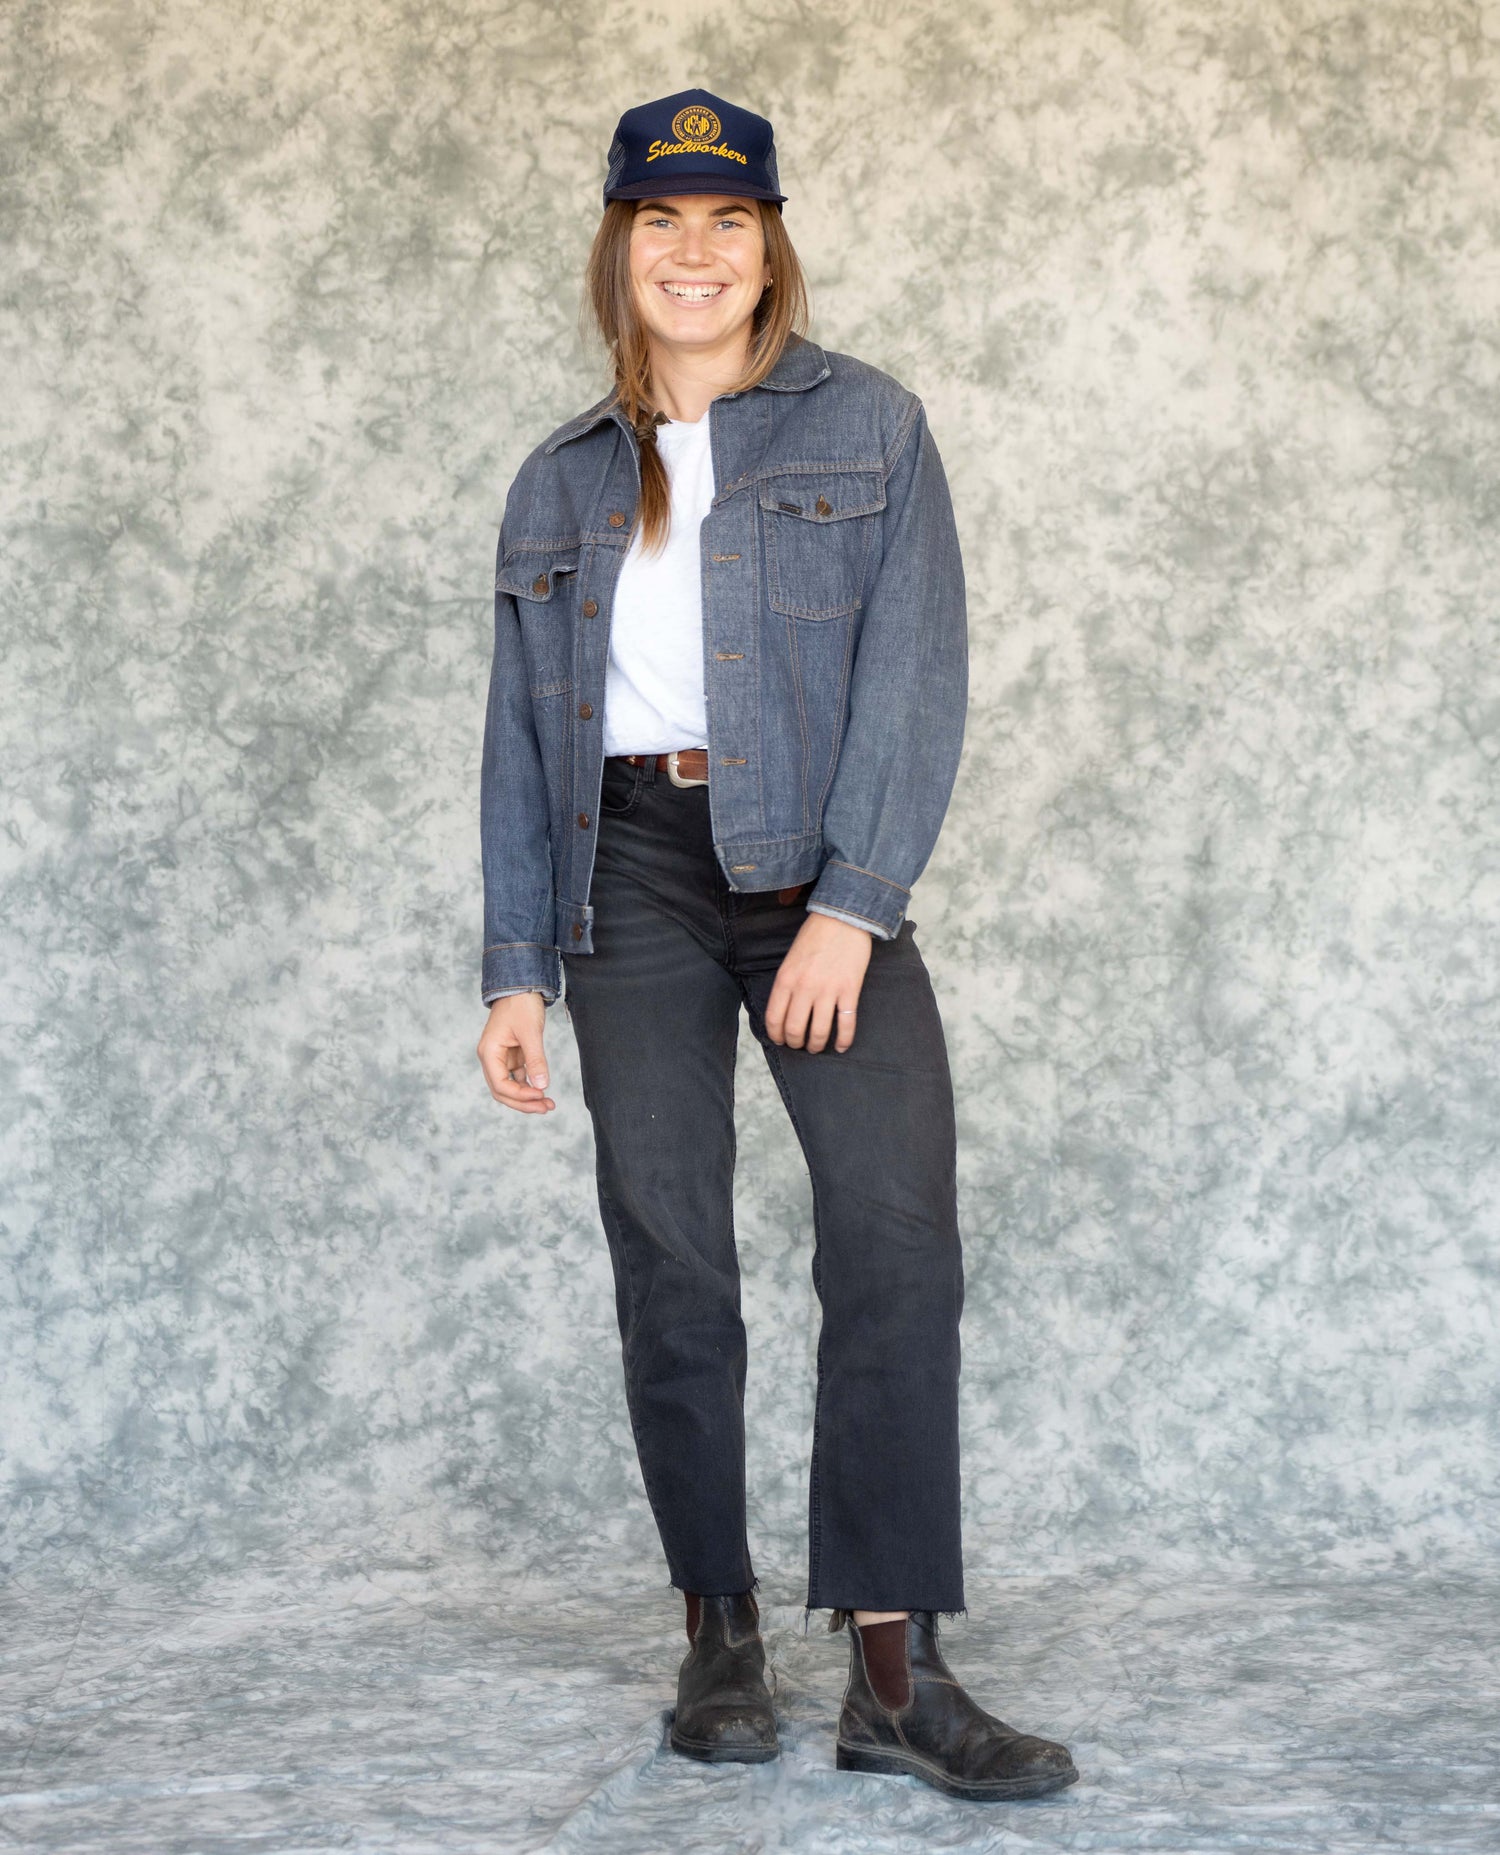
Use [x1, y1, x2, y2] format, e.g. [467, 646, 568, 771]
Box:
[757, 471, 886, 619]
[495, 547, 582, 696]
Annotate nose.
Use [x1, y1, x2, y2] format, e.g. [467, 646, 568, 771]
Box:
[673, 222, 709, 261]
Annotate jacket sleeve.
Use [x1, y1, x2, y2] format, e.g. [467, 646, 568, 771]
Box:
[480, 525, 562, 1006]
[804, 398, 968, 939]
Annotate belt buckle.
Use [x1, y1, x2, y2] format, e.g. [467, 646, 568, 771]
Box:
[666, 749, 709, 789]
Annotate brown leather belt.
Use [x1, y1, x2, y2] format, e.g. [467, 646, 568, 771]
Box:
[608, 749, 809, 905]
[613, 747, 711, 787]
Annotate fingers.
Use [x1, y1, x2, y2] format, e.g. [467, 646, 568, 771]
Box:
[516, 1023, 550, 1098]
[765, 984, 858, 1053]
[494, 1048, 556, 1112]
[478, 1041, 552, 1111]
[477, 1003, 556, 1113]
[803, 994, 858, 1054]
[802, 991, 836, 1055]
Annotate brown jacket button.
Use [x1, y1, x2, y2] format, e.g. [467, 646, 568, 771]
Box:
[576, 812, 589, 828]
[582, 598, 598, 617]
[607, 511, 626, 527]
[815, 495, 832, 516]
[578, 702, 593, 719]
[571, 923, 584, 940]
[532, 573, 549, 595]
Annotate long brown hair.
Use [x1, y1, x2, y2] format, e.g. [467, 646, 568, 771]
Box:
[580, 198, 811, 556]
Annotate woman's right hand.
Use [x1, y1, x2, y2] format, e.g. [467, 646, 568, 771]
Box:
[477, 993, 556, 1113]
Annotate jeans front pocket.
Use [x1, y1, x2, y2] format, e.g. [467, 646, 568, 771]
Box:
[598, 757, 644, 817]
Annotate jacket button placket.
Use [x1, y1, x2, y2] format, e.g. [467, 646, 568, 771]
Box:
[570, 479, 634, 943]
[701, 497, 756, 867]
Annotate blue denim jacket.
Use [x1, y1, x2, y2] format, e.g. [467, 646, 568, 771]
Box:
[481, 333, 968, 1005]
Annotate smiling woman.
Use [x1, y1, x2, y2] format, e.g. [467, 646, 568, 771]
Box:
[583, 181, 809, 559]
[474, 84, 1080, 1807]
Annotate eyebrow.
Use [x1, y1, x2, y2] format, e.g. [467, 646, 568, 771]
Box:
[632, 199, 754, 216]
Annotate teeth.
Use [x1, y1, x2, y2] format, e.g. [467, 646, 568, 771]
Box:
[662, 282, 724, 299]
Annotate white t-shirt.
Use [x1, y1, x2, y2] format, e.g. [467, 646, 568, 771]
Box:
[602, 415, 714, 756]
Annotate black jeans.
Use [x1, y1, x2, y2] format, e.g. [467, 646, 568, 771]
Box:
[561, 753, 966, 1614]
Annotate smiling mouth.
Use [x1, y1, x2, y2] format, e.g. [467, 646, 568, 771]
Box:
[658, 281, 726, 301]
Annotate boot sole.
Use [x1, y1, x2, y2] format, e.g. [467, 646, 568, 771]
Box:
[835, 1738, 1078, 1800]
[669, 1727, 780, 1763]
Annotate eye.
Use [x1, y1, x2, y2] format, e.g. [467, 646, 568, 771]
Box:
[639, 215, 748, 232]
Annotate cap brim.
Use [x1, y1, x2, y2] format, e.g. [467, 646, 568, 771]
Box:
[604, 177, 787, 204]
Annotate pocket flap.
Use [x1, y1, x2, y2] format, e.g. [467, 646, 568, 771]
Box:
[758, 471, 887, 522]
[495, 548, 582, 601]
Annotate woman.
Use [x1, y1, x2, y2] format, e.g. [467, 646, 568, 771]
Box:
[476, 87, 1078, 1804]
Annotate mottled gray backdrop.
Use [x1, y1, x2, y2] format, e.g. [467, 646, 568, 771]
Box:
[4, 0, 1497, 1596]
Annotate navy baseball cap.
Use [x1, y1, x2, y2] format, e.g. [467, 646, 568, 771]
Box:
[603, 87, 787, 211]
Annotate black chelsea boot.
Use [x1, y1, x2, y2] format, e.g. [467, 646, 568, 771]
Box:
[668, 1590, 779, 1763]
[831, 1609, 1078, 1801]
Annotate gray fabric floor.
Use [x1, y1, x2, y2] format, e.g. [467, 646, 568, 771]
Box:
[2, 1551, 1494, 1853]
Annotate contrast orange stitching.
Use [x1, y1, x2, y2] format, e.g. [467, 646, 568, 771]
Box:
[827, 859, 911, 894]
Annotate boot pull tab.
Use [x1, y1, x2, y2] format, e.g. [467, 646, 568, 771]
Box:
[828, 1607, 852, 1633]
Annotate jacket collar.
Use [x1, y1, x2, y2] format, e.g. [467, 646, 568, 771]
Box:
[541, 333, 831, 455]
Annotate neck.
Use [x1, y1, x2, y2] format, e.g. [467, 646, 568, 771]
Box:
[646, 326, 754, 424]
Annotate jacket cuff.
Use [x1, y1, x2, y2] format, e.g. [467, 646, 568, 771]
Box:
[482, 941, 562, 1005]
[805, 860, 908, 940]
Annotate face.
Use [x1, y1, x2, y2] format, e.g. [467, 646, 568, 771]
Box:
[628, 194, 774, 359]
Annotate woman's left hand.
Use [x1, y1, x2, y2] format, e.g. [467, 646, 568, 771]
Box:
[765, 913, 872, 1053]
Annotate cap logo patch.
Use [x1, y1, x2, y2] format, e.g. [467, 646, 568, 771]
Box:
[673, 104, 721, 141]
